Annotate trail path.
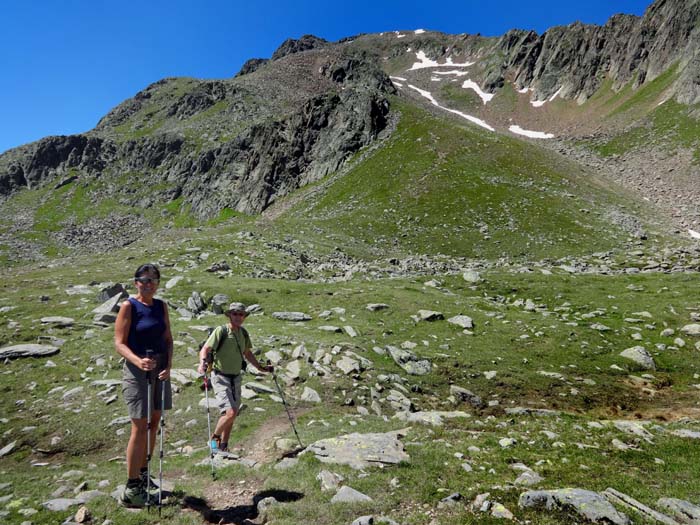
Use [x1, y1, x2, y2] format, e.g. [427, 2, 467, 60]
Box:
[202, 410, 308, 512]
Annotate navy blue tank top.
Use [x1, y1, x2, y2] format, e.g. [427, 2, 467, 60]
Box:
[127, 297, 166, 356]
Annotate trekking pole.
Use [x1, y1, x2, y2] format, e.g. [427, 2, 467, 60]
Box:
[158, 376, 165, 516]
[145, 349, 154, 512]
[270, 364, 303, 449]
[202, 370, 216, 480]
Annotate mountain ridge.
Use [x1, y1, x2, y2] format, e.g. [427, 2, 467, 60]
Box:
[0, 0, 698, 260]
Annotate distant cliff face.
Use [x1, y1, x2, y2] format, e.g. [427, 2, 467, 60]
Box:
[494, 0, 700, 104]
[0, 45, 394, 217]
[0, 0, 697, 221]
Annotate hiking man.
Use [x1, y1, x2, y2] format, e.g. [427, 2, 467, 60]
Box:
[197, 302, 273, 452]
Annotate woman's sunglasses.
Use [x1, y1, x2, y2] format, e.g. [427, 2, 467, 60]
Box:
[135, 277, 160, 284]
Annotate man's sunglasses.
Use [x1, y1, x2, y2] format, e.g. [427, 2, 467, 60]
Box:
[135, 277, 160, 284]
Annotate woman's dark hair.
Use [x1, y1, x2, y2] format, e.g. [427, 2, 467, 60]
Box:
[134, 263, 161, 280]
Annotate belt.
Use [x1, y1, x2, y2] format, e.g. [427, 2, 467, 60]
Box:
[213, 369, 239, 379]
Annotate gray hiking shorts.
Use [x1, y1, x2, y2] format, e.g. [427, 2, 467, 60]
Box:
[122, 359, 172, 420]
[211, 371, 242, 413]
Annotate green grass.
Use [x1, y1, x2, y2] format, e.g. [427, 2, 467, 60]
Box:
[589, 98, 700, 159]
[610, 64, 680, 118]
[0, 213, 699, 524]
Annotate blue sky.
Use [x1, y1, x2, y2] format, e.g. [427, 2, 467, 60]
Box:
[0, 0, 652, 154]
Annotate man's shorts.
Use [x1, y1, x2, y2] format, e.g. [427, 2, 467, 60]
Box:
[211, 371, 242, 413]
[122, 359, 172, 420]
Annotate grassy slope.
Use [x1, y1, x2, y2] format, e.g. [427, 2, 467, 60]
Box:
[0, 99, 697, 524]
[276, 100, 668, 261]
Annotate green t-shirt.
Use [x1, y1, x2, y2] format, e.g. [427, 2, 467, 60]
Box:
[206, 325, 252, 375]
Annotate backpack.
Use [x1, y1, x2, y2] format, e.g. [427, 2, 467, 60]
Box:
[200, 325, 248, 372]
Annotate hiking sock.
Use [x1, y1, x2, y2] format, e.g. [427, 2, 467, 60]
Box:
[220, 442, 228, 451]
[126, 478, 141, 488]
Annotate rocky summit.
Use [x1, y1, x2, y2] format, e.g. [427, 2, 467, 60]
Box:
[1, 1, 700, 525]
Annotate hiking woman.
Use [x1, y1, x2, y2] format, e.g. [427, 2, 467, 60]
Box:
[114, 263, 173, 508]
[198, 302, 273, 452]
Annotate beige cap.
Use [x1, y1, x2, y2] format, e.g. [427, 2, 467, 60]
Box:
[226, 302, 248, 315]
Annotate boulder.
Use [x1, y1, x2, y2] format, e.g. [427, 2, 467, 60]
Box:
[620, 346, 656, 370]
[519, 488, 629, 525]
[272, 312, 312, 322]
[387, 346, 432, 376]
[0, 344, 60, 360]
[306, 430, 410, 469]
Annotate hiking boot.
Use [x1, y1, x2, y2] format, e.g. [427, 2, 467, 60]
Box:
[120, 482, 150, 508]
[140, 469, 159, 489]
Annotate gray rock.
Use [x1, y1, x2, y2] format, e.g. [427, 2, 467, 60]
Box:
[108, 416, 131, 427]
[93, 313, 117, 324]
[447, 315, 474, 329]
[671, 429, 700, 439]
[0, 441, 17, 457]
[387, 346, 432, 375]
[393, 410, 470, 426]
[657, 497, 700, 523]
[462, 270, 482, 283]
[317, 470, 344, 491]
[187, 291, 207, 313]
[438, 492, 463, 508]
[301, 386, 321, 403]
[336, 356, 361, 375]
[519, 488, 630, 525]
[42, 498, 81, 512]
[386, 389, 414, 412]
[243, 382, 276, 395]
[211, 294, 230, 314]
[450, 385, 483, 408]
[620, 346, 656, 370]
[414, 309, 444, 322]
[491, 502, 516, 520]
[97, 283, 126, 303]
[306, 430, 410, 469]
[274, 457, 299, 470]
[165, 276, 183, 289]
[272, 312, 312, 322]
[514, 470, 544, 486]
[681, 324, 700, 337]
[319, 325, 342, 333]
[331, 486, 372, 503]
[366, 303, 389, 311]
[0, 344, 60, 360]
[92, 292, 127, 315]
[41, 316, 74, 326]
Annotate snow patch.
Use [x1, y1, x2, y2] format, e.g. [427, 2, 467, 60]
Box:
[509, 125, 554, 139]
[408, 84, 495, 132]
[415, 29, 426, 34]
[390, 76, 407, 82]
[549, 86, 563, 101]
[462, 80, 494, 104]
[431, 77, 441, 82]
[409, 51, 475, 70]
[517, 86, 530, 94]
[689, 229, 700, 239]
[434, 70, 471, 77]
[530, 87, 563, 107]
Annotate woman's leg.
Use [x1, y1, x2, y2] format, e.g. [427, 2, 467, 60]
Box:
[126, 418, 147, 479]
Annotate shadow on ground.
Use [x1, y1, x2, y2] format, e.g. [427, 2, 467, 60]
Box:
[183, 489, 304, 524]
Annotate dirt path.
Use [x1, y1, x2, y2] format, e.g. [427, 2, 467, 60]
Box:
[196, 409, 309, 518]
